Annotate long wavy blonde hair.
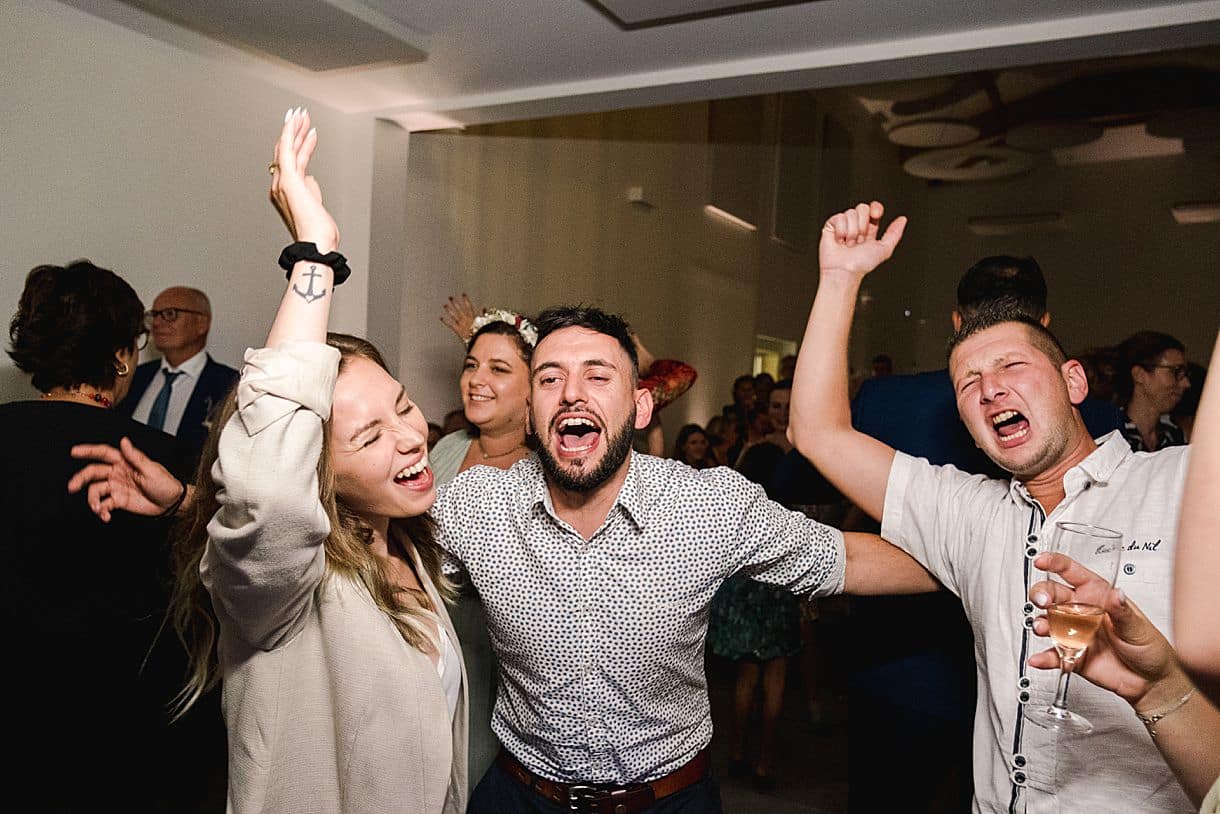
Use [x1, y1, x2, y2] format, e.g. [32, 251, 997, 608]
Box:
[167, 332, 454, 718]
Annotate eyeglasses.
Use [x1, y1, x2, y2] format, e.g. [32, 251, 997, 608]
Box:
[135, 330, 149, 351]
[1145, 364, 1190, 381]
[145, 307, 205, 324]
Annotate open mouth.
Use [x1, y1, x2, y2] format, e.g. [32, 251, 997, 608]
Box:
[556, 415, 602, 457]
[991, 409, 1030, 443]
[394, 458, 434, 491]
[467, 392, 493, 403]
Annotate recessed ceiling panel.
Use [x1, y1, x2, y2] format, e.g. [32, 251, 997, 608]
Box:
[583, 0, 822, 30]
[116, 0, 426, 71]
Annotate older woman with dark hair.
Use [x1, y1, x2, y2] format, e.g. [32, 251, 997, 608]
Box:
[2, 260, 214, 809]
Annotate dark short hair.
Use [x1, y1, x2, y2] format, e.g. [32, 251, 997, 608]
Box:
[1114, 330, 1186, 401]
[533, 305, 638, 380]
[948, 300, 1067, 367]
[956, 256, 1048, 320]
[8, 260, 146, 392]
[733, 374, 755, 389]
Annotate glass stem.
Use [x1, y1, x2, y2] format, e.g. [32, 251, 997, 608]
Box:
[1051, 658, 1077, 712]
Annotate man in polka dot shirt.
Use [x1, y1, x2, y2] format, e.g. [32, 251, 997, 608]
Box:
[433, 304, 936, 813]
[789, 202, 1196, 814]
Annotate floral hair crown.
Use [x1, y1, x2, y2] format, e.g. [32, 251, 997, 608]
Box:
[470, 308, 538, 347]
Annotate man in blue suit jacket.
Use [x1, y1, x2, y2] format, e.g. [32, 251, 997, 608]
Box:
[117, 286, 238, 469]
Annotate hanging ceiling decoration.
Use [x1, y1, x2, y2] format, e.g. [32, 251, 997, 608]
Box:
[886, 119, 980, 149]
[861, 55, 1220, 183]
[903, 143, 1036, 182]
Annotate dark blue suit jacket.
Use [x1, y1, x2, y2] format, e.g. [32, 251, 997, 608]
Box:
[118, 354, 239, 470]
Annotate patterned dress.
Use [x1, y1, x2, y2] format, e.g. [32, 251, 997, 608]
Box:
[708, 441, 802, 661]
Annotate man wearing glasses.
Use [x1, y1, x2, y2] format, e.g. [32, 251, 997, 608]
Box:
[1115, 331, 1193, 452]
[118, 286, 238, 466]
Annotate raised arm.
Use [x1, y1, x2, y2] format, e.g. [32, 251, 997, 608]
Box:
[201, 108, 345, 649]
[788, 202, 906, 520]
[1174, 329, 1220, 700]
[266, 107, 339, 346]
[1031, 553, 1220, 806]
[440, 293, 479, 343]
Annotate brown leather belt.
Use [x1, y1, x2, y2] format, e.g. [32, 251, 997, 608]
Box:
[496, 748, 709, 813]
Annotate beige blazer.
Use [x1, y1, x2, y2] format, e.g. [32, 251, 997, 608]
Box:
[201, 342, 468, 814]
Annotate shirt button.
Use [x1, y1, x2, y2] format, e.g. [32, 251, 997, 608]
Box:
[1019, 690, 1031, 703]
[1023, 615, 1035, 629]
[1018, 676, 1031, 690]
[1022, 602, 1035, 615]
[1012, 753, 1028, 768]
[1025, 545, 1039, 559]
[1027, 534, 1039, 544]
[1011, 769, 1028, 786]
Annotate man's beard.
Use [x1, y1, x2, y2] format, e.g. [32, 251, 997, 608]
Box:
[536, 410, 636, 493]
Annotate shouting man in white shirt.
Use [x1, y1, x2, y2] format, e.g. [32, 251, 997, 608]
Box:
[789, 201, 1194, 814]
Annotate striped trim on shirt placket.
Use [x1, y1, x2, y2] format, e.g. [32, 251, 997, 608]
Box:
[1009, 505, 1044, 814]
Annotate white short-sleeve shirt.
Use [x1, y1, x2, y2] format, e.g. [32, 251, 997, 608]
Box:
[882, 431, 1191, 814]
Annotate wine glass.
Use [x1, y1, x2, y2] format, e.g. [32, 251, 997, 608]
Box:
[1024, 521, 1123, 736]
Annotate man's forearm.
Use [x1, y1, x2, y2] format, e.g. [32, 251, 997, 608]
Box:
[842, 532, 941, 595]
[788, 273, 895, 519]
[789, 274, 859, 448]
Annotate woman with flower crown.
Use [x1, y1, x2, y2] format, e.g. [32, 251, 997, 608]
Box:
[434, 296, 537, 793]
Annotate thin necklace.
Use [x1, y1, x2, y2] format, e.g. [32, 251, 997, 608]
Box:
[41, 388, 113, 409]
[477, 437, 526, 460]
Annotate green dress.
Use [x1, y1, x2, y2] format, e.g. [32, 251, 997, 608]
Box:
[707, 441, 802, 661]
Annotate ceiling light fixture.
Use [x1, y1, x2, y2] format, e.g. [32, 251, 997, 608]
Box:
[1170, 201, 1220, 225]
[966, 212, 1065, 236]
[704, 205, 757, 231]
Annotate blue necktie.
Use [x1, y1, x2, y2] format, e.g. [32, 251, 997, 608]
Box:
[147, 369, 183, 431]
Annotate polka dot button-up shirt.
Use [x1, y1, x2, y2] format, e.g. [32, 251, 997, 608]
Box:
[433, 452, 845, 784]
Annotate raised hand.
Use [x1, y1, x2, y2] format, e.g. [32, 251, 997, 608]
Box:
[440, 294, 479, 343]
[629, 332, 656, 377]
[1029, 552, 1179, 707]
[269, 107, 340, 254]
[67, 437, 187, 522]
[819, 201, 907, 280]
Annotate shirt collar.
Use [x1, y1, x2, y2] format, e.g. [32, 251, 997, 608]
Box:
[1007, 429, 1131, 504]
[515, 452, 648, 533]
[161, 348, 208, 378]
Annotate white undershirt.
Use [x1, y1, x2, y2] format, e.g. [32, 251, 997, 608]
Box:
[436, 625, 460, 723]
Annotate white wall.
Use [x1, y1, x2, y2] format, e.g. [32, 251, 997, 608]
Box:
[403, 104, 772, 437]
[401, 96, 929, 441]
[0, 0, 375, 401]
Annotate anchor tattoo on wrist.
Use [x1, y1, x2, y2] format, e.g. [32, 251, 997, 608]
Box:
[293, 264, 328, 303]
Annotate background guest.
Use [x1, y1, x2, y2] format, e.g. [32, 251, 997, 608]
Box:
[4, 260, 221, 810]
[672, 423, 717, 469]
[117, 286, 238, 469]
[708, 381, 800, 792]
[435, 302, 536, 795]
[1115, 330, 1192, 451]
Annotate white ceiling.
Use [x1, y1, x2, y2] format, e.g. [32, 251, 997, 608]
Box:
[61, 0, 1220, 130]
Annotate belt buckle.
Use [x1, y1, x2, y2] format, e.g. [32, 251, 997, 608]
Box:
[568, 784, 599, 812]
[568, 784, 637, 814]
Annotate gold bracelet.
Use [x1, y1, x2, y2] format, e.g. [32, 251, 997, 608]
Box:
[1136, 687, 1196, 740]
